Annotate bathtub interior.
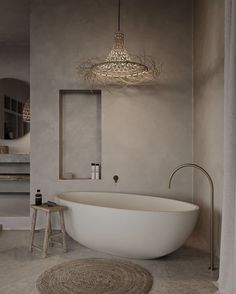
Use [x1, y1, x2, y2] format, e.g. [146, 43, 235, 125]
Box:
[57, 192, 199, 213]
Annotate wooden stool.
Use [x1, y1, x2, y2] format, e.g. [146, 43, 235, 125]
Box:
[29, 204, 67, 258]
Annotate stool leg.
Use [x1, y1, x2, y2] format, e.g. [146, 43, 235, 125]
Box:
[29, 209, 37, 252]
[43, 212, 51, 258]
[48, 215, 54, 247]
[59, 210, 67, 253]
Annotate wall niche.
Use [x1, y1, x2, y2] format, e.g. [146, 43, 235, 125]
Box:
[59, 90, 101, 180]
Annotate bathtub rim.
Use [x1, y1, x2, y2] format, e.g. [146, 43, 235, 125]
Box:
[56, 191, 199, 214]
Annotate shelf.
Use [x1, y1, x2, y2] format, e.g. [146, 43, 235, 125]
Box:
[60, 178, 101, 181]
[0, 154, 30, 163]
[0, 192, 30, 195]
[0, 174, 30, 181]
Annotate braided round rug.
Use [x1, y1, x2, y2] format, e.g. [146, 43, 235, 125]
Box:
[36, 258, 153, 294]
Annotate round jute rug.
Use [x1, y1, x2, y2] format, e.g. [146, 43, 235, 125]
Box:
[36, 258, 153, 294]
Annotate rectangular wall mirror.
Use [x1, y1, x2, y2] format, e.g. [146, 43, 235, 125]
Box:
[59, 90, 101, 180]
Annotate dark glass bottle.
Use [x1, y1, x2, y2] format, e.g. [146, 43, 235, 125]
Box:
[35, 189, 42, 206]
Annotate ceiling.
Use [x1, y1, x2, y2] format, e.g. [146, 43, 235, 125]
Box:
[0, 0, 29, 44]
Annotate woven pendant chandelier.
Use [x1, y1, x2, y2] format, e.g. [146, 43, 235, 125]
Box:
[79, 0, 161, 86]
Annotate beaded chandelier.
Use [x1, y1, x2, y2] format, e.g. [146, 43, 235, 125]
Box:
[79, 0, 161, 86]
[22, 99, 30, 123]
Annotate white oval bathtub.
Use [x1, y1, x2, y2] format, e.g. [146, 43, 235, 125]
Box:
[56, 192, 199, 259]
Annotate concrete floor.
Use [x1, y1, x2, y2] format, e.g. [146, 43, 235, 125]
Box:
[0, 231, 218, 294]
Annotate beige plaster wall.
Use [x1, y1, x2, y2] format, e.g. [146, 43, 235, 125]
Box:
[193, 0, 224, 255]
[30, 0, 193, 213]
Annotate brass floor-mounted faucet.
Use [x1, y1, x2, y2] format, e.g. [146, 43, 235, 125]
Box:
[168, 163, 215, 271]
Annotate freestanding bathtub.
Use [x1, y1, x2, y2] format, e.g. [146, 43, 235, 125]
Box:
[56, 192, 199, 259]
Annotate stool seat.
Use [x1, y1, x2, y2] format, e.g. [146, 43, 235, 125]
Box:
[29, 204, 67, 258]
[31, 204, 65, 213]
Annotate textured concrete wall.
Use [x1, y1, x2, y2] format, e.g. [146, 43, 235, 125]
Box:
[0, 0, 30, 222]
[0, 44, 29, 82]
[0, 78, 30, 217]
[193, 0, 224, 255]
[0, 44, 30, 154]
[30, 0, 193, 220]
[0, 0, 30, 153]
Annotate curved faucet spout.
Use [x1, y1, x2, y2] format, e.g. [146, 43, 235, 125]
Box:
[168, 163, 215, 271]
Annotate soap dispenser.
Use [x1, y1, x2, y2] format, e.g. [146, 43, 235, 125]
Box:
[35, 189, 42, 206]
